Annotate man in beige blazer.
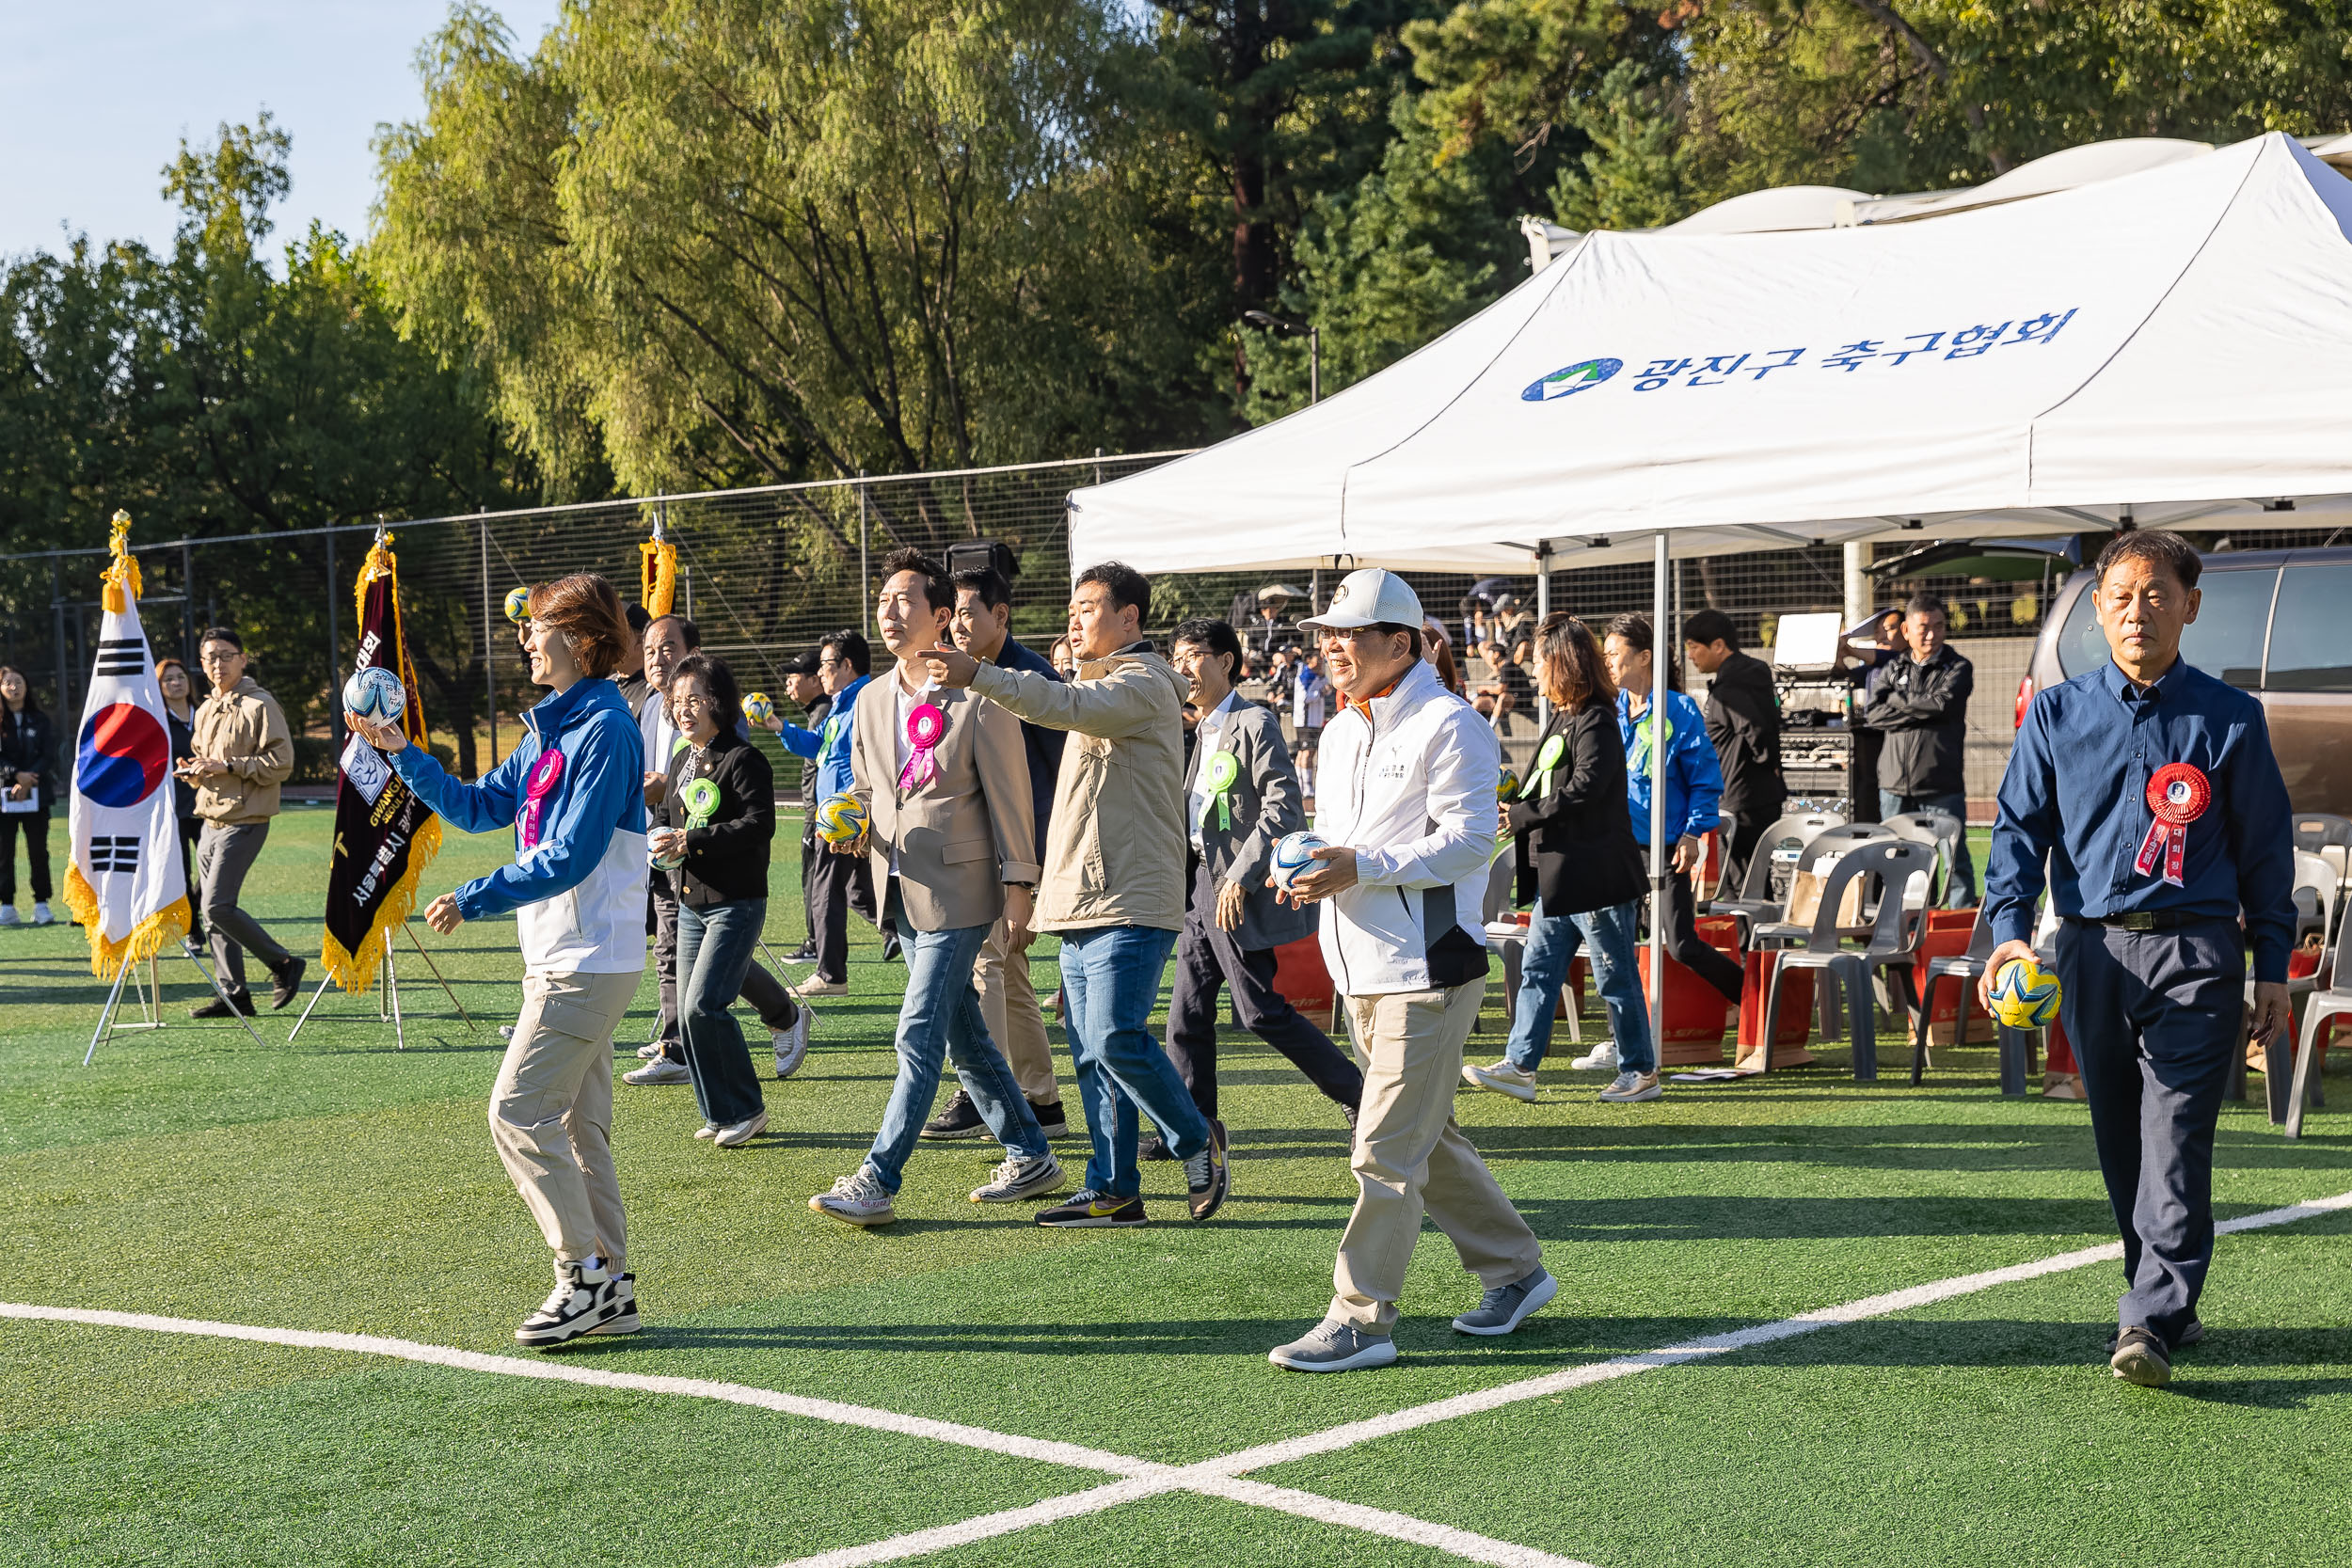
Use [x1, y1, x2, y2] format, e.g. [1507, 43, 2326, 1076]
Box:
[809, 548, 1063, 1227]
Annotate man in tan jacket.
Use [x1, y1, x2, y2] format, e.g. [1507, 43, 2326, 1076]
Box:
[808, 549, 1063, 1227]
[182, 627, 301, 1015]
[924, 561, 1230, 1228]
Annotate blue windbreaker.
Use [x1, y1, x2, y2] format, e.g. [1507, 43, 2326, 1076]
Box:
[1615, 687, 1724, 846]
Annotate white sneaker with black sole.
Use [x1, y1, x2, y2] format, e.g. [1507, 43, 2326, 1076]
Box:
[515, 1258, 628, 1347]
[970, 1152, 1064, 1204]
[772, 1004, 814, 1078]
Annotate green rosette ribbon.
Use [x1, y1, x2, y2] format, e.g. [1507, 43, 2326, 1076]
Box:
[680, 775, 721, 831]
[1204, 750, 1240, 832]
[1525, 733, 1565, 798]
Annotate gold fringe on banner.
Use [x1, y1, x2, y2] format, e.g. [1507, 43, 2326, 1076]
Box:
[319, 534, 444, 994]
[63, 868, 190, 980]
[640, 535, 677, 617]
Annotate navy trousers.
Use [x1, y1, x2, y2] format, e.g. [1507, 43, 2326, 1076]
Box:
[2053, 916, 2242, 1345]
[1165, 864, 1363, 1120]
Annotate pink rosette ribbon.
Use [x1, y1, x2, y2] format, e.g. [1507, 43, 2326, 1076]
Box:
[898, 702, 946, 792]
[519, 746, 566, 848]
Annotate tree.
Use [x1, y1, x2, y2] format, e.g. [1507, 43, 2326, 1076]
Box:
[375, 0, 1220, 517]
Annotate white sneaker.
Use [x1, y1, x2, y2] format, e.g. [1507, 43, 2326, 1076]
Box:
[498, 1024, 516, 1041]
[970, 1151, 1065, 1204]
[790, 977, 849, 999]
[810, 1165, 896, 1227]
[1461, 1060, 1539, 1102]
[1598, 1069, 1662, 1103]
[636, 1041, 664, 1059]
[772, 1004, 813, 1078]
[711, 1109, 769, 1148]
[30, 902, 53, 927]
[0, 907, 18, 927]
[593, 1270, 641, 1336]
[623, 1057, 691, 1086]
[515, 1258, 625, 1347]
[693, 1123, 718, 1140]
[1569, 1041, 1618, 1072]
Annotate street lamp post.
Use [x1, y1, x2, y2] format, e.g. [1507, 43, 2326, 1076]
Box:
[1243, 309, 1320, 405]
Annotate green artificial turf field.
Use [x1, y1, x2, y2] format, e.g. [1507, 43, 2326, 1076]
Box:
[3, 807, 2347, 1566]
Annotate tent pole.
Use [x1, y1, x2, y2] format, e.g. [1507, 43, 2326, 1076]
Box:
[1649, 531, 1668, 1070]
[1534, 541, 1552, 730]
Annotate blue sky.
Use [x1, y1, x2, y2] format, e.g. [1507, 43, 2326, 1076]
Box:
[0, 2, 565, 260]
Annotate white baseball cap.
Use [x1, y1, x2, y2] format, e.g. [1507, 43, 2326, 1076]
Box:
[1298, 568, 1424, 633]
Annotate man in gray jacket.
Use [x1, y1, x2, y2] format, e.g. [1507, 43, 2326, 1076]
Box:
[1156, 618, 1361, 1152]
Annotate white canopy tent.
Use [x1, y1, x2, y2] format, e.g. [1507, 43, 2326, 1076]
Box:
[1067, 133, 2352, 1077]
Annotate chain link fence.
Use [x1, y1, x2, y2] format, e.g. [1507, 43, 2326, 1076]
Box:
[6, 454, 2342, 803]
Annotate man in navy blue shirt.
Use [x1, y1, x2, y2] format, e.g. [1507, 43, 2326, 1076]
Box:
[920, 565, 1072, 1140]
[1983, 530, 2294, 1388]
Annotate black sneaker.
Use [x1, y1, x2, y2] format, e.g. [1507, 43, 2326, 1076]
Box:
[880, 930, 903, 962]
[1136, 1133, 1174, 1162]
[1029, 1099, 1071, 1140]
[270, 956, 307, 1010]
[515, 1259, 627, 1347]
[590, 1272, 642, 1336]
[2109, 1326, 2171, 1386]
[1035, 1189, 1147, 1227]
[1183, 1120, 1231, 1221]
[781, 942, 818, 964]
[920, 1089, 989, 1141]
[192, 990, 257, 1019]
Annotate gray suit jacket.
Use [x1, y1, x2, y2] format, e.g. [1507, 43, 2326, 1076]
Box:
[850, 670, 1040, 934]
[1184, 699, 1315, 952]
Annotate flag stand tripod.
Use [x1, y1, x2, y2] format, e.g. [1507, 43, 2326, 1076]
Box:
[287, 924, 476, 1049]
[84, 938, 270, 1067]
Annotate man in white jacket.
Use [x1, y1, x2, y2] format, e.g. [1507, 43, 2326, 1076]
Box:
[1267, 569, 1552, 1373]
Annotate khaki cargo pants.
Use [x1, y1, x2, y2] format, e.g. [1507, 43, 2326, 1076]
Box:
[492, 970, 640, 1269]
[974, 919, 1059, 1106]
[1331, 980, 1544, 1332]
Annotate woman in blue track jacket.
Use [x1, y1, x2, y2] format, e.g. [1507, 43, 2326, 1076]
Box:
[1603, 612, 1747, 1007]
[347, 574, 650, 1350]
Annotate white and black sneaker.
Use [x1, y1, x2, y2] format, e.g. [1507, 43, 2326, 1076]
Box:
[970, 1151, 1065, 1204]
[592, 1271, 642, 1336]
[515, 1258, 628, 1347]
[772, 1004, 813, 1079]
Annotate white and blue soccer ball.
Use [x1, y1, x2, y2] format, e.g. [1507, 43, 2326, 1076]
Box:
[342, 665, 406, 722]
[1270, 831, 1329, 895]
[1990, 958, 2062, 1030]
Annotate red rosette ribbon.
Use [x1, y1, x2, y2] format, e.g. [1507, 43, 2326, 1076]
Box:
[518, 745, 566, 849]
[898, 702, 947, 792]
[2133, 761, 2210, 888]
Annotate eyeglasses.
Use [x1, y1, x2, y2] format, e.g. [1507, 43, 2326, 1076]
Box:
[199, 649, 240, 664]
[673, 691, 713, 709]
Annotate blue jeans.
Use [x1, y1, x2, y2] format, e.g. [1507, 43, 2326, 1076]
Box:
[1505, 896, 1653, 1075]
[1880, 789, 1977, 907]
[866, 922, 1047, 1192]
[676, 898, 769, 1128]
[1058, 925, 1208, 1198]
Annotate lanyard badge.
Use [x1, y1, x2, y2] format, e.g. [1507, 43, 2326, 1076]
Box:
[1203, 750, 1240, 831]
[2133, 761, 2210, 887]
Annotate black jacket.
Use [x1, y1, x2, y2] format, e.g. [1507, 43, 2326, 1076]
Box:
[1864, 645, 1973, 797]
[0, 705, 56, 815]
[1508, 702, 1646, 916]
[1703, 650, 1786, 818]
[658, 728, 775, 908]
[165, 706, 199, 819]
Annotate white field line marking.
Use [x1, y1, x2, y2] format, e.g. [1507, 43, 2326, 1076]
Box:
[7, 1187, 2346, 1568]
[0, 1302, 1161, 1480]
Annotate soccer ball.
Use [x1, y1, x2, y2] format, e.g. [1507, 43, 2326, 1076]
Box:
[342, 665, 406, 722]
[1990, 958, 2062, 1030]
[815, 793, 869, 847]
[1270, 831, 1329, 895]
[742, 690, 774, 724]
[503, 585, 532, 623]
[1498, 768, 1521, 800]
[650, 834, 688, 872]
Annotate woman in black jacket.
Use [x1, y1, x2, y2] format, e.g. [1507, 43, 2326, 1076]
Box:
[1463, 614, 1658, 1103]
[0, 666, 56, 927]
[650, 654, 783, 1148]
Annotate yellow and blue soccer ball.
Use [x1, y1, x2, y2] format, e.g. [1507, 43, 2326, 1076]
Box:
[815, 793, 868, 847]
[1498, 768, 1521, 800]
[1990, 958, 2062, 1029]
[741, 690, 774, 724]
[1270, 832, 1328, 895]
[503, 585, 532, 623]
[342, 665, 406, 721]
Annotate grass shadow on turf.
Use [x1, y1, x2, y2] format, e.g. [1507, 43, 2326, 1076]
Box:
[1463, 1119, 2337, 1173]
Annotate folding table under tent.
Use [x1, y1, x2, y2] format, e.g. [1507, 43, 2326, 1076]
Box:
[1068, 132, 2352, 1077]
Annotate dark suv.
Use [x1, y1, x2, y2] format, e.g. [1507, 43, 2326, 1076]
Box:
[2023, 545, 2352, 814]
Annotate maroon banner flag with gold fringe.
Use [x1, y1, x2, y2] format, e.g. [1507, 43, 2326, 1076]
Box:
[321, 535, 441, 992]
